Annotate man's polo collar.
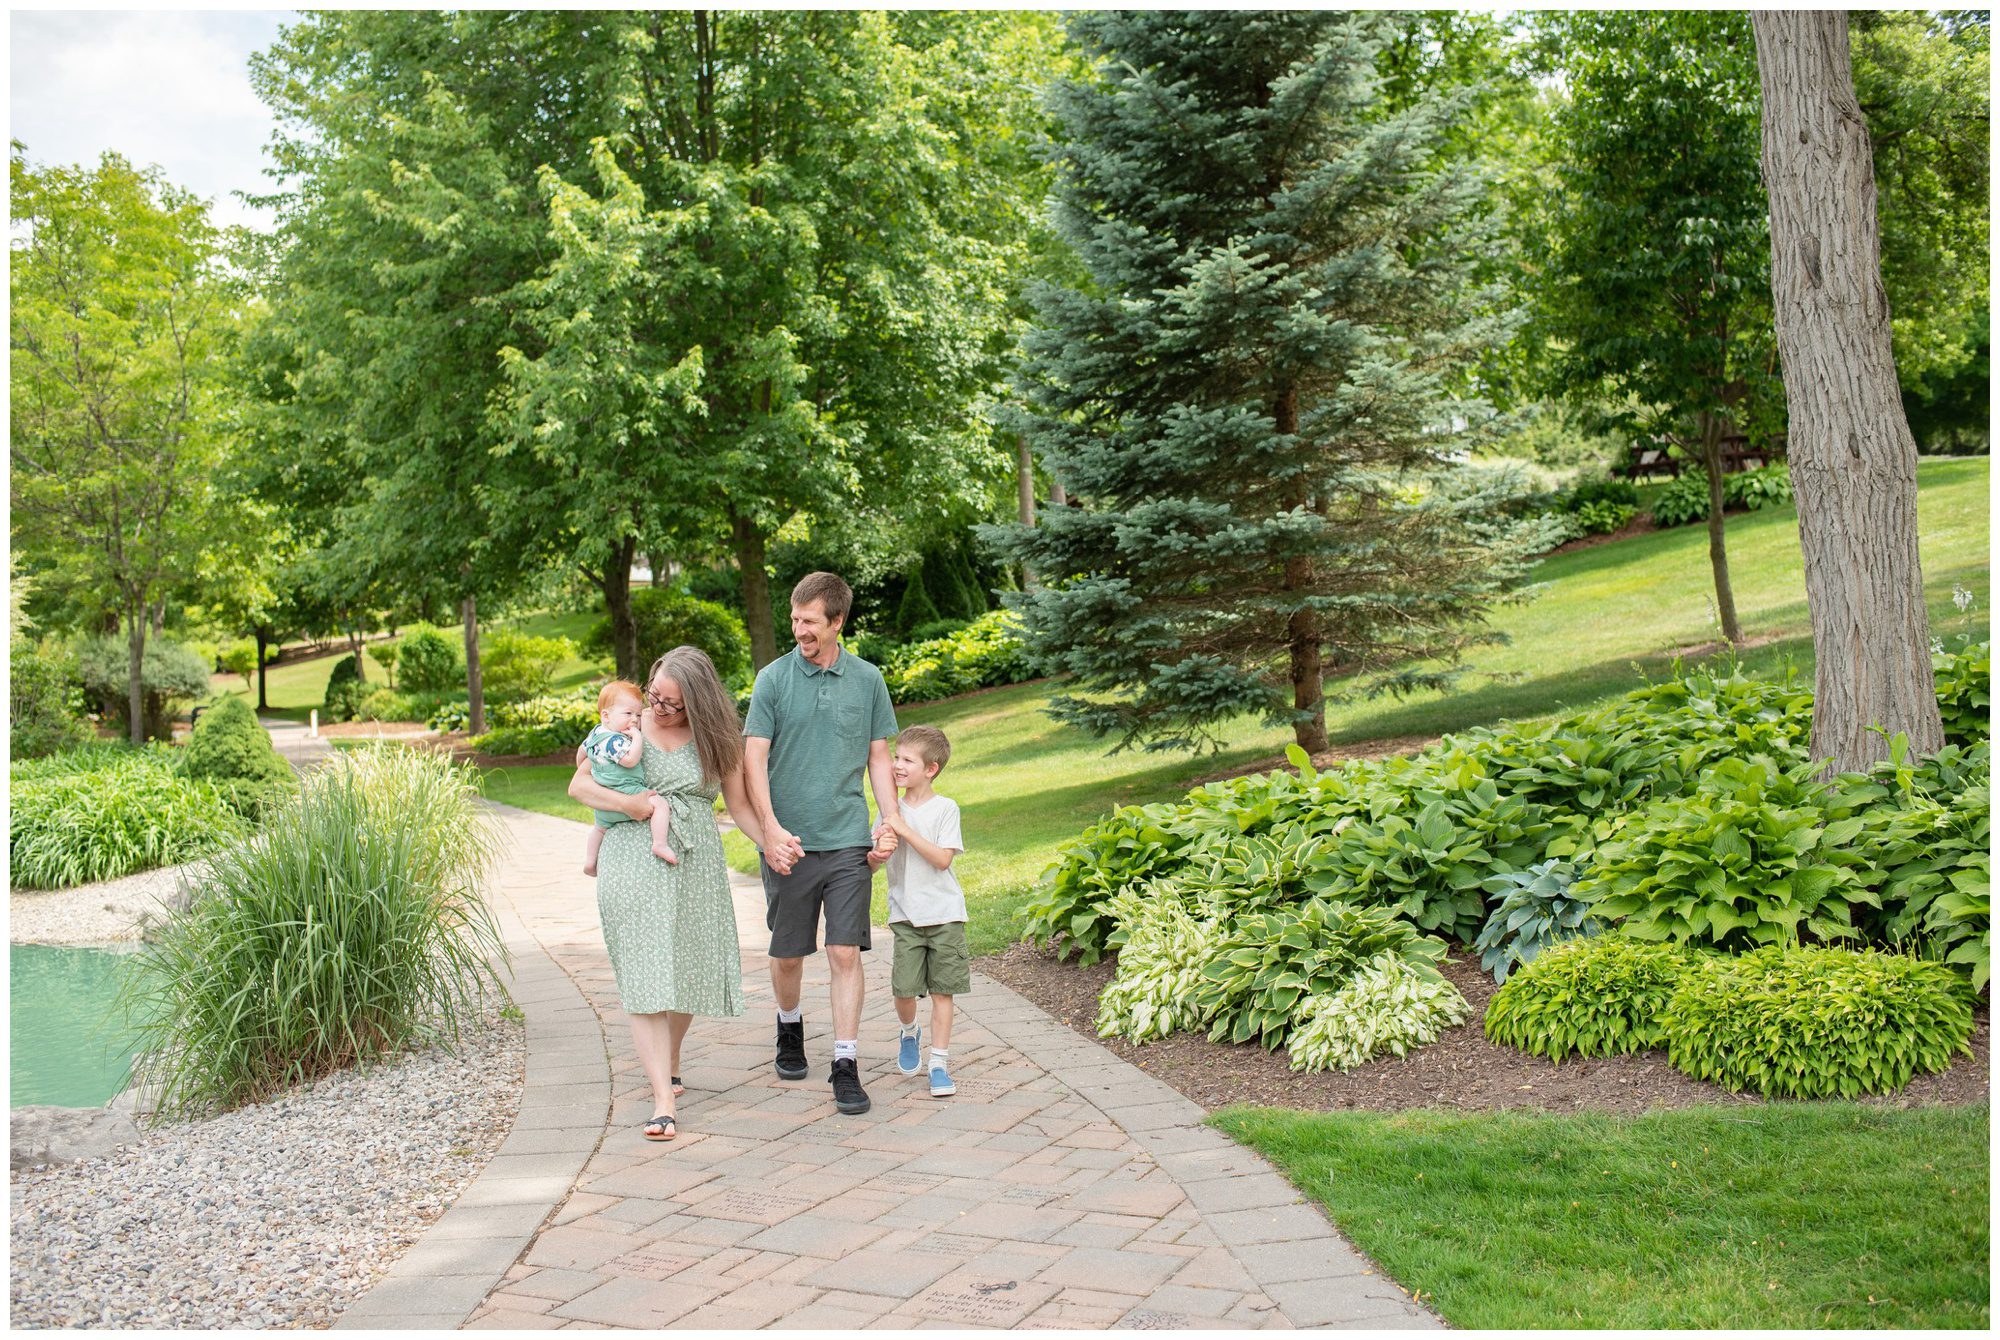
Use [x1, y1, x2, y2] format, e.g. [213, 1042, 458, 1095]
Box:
[797, 644, 847, 676]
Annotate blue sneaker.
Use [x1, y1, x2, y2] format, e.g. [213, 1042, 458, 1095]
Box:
[896, 1028, 922, 1076]
[929, 1063, 956, 1098]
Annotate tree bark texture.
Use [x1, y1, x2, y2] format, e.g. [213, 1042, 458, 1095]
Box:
[125, 611, 148, 746]
[1016, 436, 1038, 590]
[732, 510, 778, 670]
[1275, 386, 1329, 754]
[1696, 412, 1745, 644]
[601, 534, 640, 680]
[1752, 9, 1943, 770]
[462, 593, 486, 738]
[255, 627, 271, 711]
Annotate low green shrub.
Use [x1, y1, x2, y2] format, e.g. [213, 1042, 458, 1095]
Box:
[1932, 636, 1989, 748]
[119, 746, 506, 1117]
[1191, 898, 1447, 1050]
[469, 689, 601, 757]
[1483, 936, 1697, 1062]
[1649, 463, 1793, 528]
[481, 629, 576, 702]
[1021, 798, 1195, 965]
[1727, 462, 1794, 511]
[1662, 945, 1974, 1098]
[397, 625, 464, 693]
[1473, 860, 1604, 983]
[370, 639, 400, 689]
[183, 695, 295, 819]
[585, 591, 750, 681]
[1093, 881, 1227, 1043]
[322, 654, 369, 723]
[1649, 472, 1713, 528]
[427, 699, 472, 733]
[77, 635, 212, 740]
[1575, 756, 1867, 950]
[9, 750, 250, 889]
[218, 640, 258, 689]
[1560, 473, 1640, 512]
[9, 638, 91, 760]
[1569, 499, 1637, 536]
[880, 609, 1034, 705]
[1285, 953, 1471, 1072]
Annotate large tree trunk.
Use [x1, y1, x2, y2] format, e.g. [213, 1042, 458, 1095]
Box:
[349, 624, 367, 682]
[125, 608, 147, 746]
[462, 593, 486, 738]
[1276, 386, 1329, 754]
[600, 535, 640, 679]
[731, 509, 778, 669]
[1752, 10, 1943, 771]
[1016, 436, 1038, 590]
[1696, 411, 1745, 645]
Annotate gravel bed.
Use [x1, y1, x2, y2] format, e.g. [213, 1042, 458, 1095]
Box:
[9, 1002, 527, 1330]
[8, 861, 211, 947]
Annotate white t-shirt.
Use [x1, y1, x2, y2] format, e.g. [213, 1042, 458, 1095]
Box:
[886, 793, 966, 926]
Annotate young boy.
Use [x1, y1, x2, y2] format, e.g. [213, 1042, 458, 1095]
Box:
[871, 724, 967, 1097]
[581, 680, 677, 876]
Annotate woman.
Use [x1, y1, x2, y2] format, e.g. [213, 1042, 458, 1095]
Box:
[569, 644, 764, 1142]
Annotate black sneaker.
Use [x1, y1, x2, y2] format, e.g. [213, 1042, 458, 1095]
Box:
[775, 1016, 808, 1080]
[829, 1057, 871, 1115]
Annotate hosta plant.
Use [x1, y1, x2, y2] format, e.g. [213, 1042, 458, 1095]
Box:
[1473, 860, 1604, 983]
[1285, 952, 1471, 1073]
[1192, 898, 1447, 1051]
[1093, 881, 1224, 1043]
[1021, 800, 1193, 964]
[1932, 636, 1990, 748]
[1663, 945, 1974, 1099]
[1484, 935, 1698, 1061]
[1575, 755, 1868, 949]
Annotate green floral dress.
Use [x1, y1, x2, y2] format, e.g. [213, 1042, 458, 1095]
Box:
[595, 739, 744, 1017]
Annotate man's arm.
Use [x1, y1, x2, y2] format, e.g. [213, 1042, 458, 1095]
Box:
[568, 757, 656, 821]
[743, 736, 800, 873]
[866, 737, 901, 857]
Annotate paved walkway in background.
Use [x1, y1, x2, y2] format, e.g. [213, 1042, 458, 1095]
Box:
[338, 804, 1440, 1331]
[261, 715, 333, 772]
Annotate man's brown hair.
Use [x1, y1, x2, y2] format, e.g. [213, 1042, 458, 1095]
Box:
[790, 571, 853, 629]
[898, 724, 951, 777]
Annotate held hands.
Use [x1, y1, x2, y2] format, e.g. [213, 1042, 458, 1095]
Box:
[763, 824, 805, 876]
[870, 819, 900, 861]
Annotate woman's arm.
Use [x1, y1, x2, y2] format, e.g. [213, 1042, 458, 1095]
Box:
[718, 762, 766, 849]
[567, 757, 656, 822]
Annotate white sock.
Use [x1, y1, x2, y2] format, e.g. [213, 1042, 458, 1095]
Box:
[899, 1022, 920, 1038]
[834, 1039, 858, 1062]
[777, 1006, 802, 1024]
[930, 1048, 949, 1069]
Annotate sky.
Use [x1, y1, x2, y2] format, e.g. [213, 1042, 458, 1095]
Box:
[10, 9, 295, 232]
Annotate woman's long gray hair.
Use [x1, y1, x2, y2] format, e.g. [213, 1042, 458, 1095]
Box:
[648, 645, 744, 787]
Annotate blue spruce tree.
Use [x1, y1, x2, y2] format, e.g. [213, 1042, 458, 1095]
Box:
[993, 10, 1546, 753]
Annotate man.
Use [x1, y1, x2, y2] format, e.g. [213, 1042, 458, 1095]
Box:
[743, 571, 900, 1114]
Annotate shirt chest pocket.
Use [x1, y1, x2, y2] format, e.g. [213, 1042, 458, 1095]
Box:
[834, 702, 865, 738]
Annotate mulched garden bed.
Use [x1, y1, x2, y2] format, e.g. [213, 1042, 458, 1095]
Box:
[980, 943, 1991, 1115]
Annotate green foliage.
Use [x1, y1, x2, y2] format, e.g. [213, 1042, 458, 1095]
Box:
[1092, 881, 1228, 1044]
[1662, 946, 1974, 1099]
[1569, 500, 1637, 536]
[1474, 860, 1605, 983]
[218, 639, 258, 687]
[893, 577, 943, 640]
[992, 10, 1543, 755]
[426, 699, 472, 733]
[119, 746, 506, 1117]
[468, 687, 600, 757]
[1576, 756, 1869, 950]
[396, 626, 464, 694]
[585, 591, 750, 683]
[480, 628, 575, 702]
[1650, 464, 1794, 528]
[321, 653, 369, 722]
[183, 694, 295, 821]
[369, 638, 400, 688]
[9, 748, 251, 890]
[880, 610, 1034, 705]
[1648, 472, 1714, 529]
[1285, 953, 1472, 1073]
[9, 639, 91, 760]
[1931, 635, 1990, 747]
[1483, 936, 1698, 1061]
[76, 635, 213, 740]
[1726, 463, 1794, 512]
[1192, 899, 1448, 1052]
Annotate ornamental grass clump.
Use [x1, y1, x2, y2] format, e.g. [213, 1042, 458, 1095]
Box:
[1483, 936, 1698, 1062]
[8, 749, 250, 889]
[1286, 953, 1470, 1073]
[1662, 945, 1974, 1099]
[120, 746, 506, 1117]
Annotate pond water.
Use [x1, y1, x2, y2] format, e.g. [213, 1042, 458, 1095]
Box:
[10, 943, 142, 1108]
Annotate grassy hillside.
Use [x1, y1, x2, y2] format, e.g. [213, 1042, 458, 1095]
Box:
[483, 457, 1989, 954]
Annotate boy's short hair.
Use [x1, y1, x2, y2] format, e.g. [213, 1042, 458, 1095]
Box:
[598, 679, 645, 711]
[897, 725, 951, 776]
[790, 571, 853, 629]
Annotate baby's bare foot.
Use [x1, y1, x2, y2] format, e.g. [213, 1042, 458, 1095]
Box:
[583, 859, 598, 876]
[654, 844, 679, 865]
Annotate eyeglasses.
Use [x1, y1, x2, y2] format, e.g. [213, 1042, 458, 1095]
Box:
[644, 690, 685, 714]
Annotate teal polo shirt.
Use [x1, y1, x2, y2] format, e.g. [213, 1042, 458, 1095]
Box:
[745, 644, 899, 851]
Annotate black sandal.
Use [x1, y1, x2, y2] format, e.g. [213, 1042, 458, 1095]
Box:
[642, 1113, 676, 1142]
[672, 1075, 685, 1096]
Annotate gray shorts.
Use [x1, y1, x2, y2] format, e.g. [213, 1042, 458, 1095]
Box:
[763, 846, 873, 958]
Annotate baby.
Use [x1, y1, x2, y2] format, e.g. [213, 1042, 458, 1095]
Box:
[581, 680, 677, 876]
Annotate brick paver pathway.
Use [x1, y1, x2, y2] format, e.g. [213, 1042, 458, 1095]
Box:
[339, 804, 1440, 1330]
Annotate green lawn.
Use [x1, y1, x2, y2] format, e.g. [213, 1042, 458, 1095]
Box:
[472, 458, 1989, 955]
[1214, 1102, 1990, 1329]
